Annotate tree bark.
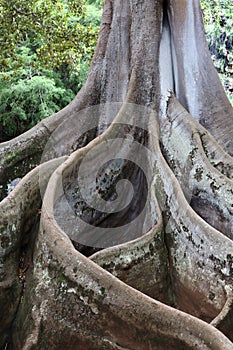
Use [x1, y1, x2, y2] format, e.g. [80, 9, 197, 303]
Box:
[0, 0, 233, 349]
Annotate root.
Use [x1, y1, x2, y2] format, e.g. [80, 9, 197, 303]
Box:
[0, 157, 66, 344]
[211, 285, 233, 342]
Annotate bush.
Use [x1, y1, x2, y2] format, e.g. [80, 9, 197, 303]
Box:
[0, 75, 74, 140]
[0, 0, 103, 141]
[201, 0, 233, 104]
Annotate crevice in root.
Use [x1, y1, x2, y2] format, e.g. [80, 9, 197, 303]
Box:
[162, 210, 177, 308]
[199, 132, 233, 179]
[7, 214, 40, 348]
[211, 285, 233, 342]
[0, 341, 13, 350]
[18, 213, 40, 284]
[53, 107, 153, 251]
[72, 240, 101, 257]
[0, 153, 40, 202]
[109, 341, 135, 350]
[190, 191, 232, 239]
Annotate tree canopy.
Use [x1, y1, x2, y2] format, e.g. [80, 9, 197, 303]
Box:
[0, 0, 102, 141]
[201, 0, 233, 103]
[0, 0, 98, 72]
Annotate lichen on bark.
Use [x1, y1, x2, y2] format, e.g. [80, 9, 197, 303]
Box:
[0, 0, 233, 349]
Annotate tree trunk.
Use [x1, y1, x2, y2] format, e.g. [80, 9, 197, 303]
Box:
[0, 0, 233, 349]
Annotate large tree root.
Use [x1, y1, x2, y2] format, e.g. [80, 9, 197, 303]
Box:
[1, 0, 233, 348]
[0, 101, 230, 349]
[0, 157, 66, 345]
[11, 214, 233, 349]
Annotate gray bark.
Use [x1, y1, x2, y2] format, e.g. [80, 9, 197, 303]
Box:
[0, 0, 233, 349]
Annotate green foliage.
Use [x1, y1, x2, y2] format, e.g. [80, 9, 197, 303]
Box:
[0, 0, 98, 72]
[0, 0, 102, 141]
[201, 0, 233, 104]
[0, 75, 74, 138]
[87, 0, 103, 9]
[86, 4, 102, 28]
[0, 46, 75, 139]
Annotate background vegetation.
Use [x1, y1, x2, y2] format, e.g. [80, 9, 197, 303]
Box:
[201, 0, 233, 105]
[0, 0, 232, 141]
[0, 0, 102, 141]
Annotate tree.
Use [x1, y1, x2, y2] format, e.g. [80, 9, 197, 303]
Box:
[0, 0, 97, 71]
[0, 47, 76, 141]
[200, 0, 233, 104]
[0, 0, 233, 349]
[0, 0, 102, 141]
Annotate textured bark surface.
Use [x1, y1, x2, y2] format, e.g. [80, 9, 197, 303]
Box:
[0, 0, 233, 349]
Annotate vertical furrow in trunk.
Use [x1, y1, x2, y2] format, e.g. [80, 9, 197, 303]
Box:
[166, 0, 233, 155]
[159, 0, 174, 117]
